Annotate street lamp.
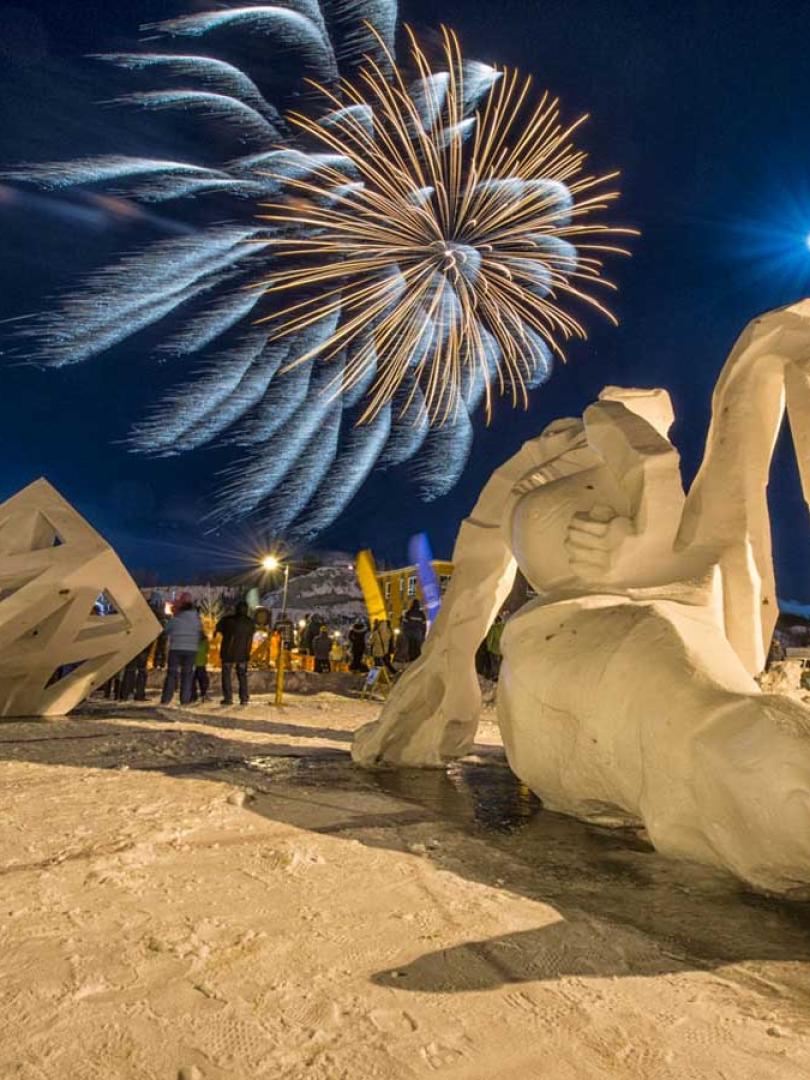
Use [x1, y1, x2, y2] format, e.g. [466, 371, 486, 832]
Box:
[261, 554, 289, 618]
[260, 553, 292, 707]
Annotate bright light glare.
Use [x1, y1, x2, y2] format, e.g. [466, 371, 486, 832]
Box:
[805, 232, 810, 252]
[261, 555, 281, 572]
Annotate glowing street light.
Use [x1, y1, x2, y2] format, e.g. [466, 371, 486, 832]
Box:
[260, 553, 292, 708]
[260, 554, 289, 617]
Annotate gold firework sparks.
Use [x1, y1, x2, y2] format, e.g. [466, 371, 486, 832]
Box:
[253, 24, 635, 426]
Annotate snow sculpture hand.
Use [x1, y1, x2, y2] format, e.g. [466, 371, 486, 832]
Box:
[565, 504, 639, 584]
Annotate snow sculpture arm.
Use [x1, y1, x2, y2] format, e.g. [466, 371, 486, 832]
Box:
[564, 389, 685, 586]
[676, 300, 810, 674]
[352, 420, 588, 766]
[786, 360, 810, 507]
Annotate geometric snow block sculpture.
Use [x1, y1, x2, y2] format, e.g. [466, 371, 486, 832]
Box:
[354, 300, 810, 897]
[0, 478, 161, 717]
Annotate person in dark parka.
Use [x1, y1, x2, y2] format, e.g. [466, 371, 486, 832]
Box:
[401, 598, 427, 661]
[348, 619, 367, 672]
[120, 642, 152, 701]
[215, 600, 255, 705]
[312, 626, 333, 673]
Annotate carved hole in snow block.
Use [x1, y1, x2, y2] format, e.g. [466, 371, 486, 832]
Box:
[0, 478, 161, 718]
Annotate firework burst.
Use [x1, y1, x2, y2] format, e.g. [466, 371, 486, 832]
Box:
[256, 25, 633, 427]
[5, 3, 633, 537]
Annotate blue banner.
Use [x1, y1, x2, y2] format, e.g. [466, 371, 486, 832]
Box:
[408, 533, 442, 623]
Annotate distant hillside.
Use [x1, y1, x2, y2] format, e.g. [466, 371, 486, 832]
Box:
[261, 566, 366, 627]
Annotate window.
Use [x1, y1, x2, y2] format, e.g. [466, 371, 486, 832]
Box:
[439, 574, 451, 593]
[384, 580, 391, 599]
[407, 575, 417, 598]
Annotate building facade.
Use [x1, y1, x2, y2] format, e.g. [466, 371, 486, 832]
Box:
[375, 561, 454, 628]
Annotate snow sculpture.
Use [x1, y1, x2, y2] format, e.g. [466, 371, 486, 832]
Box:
[0, 478, 161, 717]
[354, 300, 810, 897]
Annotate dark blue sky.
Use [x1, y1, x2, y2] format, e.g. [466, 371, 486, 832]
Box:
[2, 0, 809, 595]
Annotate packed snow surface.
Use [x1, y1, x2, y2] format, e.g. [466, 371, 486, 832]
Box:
[2, 692, 810, 1078]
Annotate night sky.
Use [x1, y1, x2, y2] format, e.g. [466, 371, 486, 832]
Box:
[2, 1, 809, 597]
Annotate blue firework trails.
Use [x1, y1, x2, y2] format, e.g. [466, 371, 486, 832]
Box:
[8, 2, 628, 538]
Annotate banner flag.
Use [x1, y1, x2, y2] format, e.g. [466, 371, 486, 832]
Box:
[408, 533, 442, 623]
[355, 549, 387, 626]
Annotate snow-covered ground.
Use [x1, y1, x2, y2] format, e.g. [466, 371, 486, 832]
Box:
[2, 693, 810, 1079]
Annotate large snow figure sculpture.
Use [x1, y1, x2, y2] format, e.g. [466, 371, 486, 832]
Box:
[0, 479, 160, 717]
[354, 300, 810, 897]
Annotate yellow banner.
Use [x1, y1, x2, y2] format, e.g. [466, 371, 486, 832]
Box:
[355, 549, 387, 626]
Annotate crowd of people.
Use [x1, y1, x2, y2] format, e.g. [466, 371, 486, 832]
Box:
[294, 599, 428, 675]
[103, 593, 257, 708]
[157, 594, 258, 707]
[101, 595, 436, 708]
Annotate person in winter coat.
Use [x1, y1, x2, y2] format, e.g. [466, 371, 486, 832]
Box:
[401, 598, 427, 661]
[348, 620, 367, 672]
[765, 634, 786, 671]
[298, 613, 312, 653]
[215, 600, 255, 706]
[370, 619, 395, 673]
[486, 613, 506, 679]
[119, 641, 152, 701]
[161, 594, 204, 705]
[393, 626, 410, 664]
[191, 633, 211, 703]
[330, 635, 346, 670]
[312, 614, 327, 652]
[312, 626, 333, 673]
[151, 607, 169, 669]
[301, 613, 318, 655]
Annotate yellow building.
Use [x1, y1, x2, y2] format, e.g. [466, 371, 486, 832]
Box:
[376, 560, 454, 628]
